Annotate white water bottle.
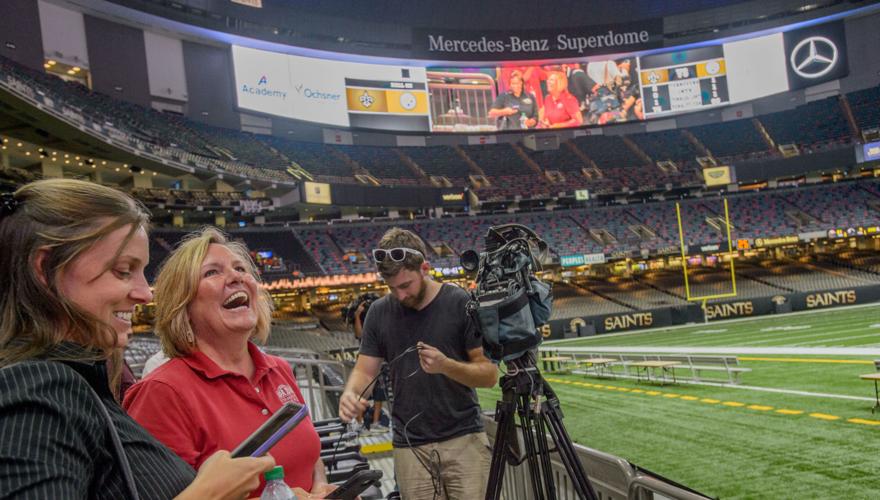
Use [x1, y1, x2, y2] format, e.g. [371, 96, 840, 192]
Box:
[520, 112, 528, 129]
[261, 466, 297, 500]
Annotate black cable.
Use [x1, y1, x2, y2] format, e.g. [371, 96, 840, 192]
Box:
[329, 345, 421, 471]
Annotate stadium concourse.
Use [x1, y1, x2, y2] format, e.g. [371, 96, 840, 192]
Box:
[4, 0, 880, 498]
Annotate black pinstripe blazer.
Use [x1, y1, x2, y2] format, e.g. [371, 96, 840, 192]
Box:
[0, 345, 195, 499]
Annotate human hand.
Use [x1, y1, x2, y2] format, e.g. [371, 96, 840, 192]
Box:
[417, 342, 448, 375]
[525, 118, 537, 128]
[339, 390, 369, 423]
[291, 484, 340, 499]
[180, 450, 275, 500]
[311, 482, 339, 498]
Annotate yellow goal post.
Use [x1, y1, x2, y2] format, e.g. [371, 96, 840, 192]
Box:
[675, 198, 737, 302]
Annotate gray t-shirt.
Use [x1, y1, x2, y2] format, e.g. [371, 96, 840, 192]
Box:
[359, 283, 484, 447]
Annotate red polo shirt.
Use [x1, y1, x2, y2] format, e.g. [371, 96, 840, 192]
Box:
[123, 342, 320, 495]
[542, 90, 581, 126]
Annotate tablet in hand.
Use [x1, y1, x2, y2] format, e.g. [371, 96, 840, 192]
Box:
[231, 402, 309, 458]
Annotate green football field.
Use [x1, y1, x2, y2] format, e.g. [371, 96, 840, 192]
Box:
[476, 304, 880, 499]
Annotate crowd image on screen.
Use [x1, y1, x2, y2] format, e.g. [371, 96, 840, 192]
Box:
[451, 58, 644, 132]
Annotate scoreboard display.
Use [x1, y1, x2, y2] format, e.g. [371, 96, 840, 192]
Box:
[639, 46, 730, 117]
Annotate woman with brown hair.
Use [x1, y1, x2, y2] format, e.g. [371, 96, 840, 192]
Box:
[0, 179, 274, 499]
[123, 227, 330, 498]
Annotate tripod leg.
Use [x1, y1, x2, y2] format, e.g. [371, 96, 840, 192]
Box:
[486, 398, 515, 500]
[541, 385, 599, 500]
[533, 405, 557, 499]
[518, 393, 547, 500]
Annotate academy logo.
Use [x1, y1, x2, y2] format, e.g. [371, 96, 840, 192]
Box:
[789, 36, 838, 79]
[240, 74, 286, 99]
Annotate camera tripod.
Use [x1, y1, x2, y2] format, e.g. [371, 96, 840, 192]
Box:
[485, 352, 598, 500]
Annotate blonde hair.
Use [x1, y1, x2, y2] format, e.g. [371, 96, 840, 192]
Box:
[153, 226, 273, 358]
[0, 179, 149, 372]
[548, 71, 569, 94]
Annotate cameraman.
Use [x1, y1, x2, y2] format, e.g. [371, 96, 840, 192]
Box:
[339, 228, 497, 499]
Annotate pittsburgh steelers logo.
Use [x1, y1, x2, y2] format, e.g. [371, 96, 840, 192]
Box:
[359, 91, 375, 108]
[399, 92, 417, 110]
[705, 60, 721, 75]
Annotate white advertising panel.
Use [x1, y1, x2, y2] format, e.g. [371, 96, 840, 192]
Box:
[233, 46, 430, 131]
[723, 33, 788, 103]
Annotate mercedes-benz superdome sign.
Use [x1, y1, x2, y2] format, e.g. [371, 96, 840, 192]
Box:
[411, 20, 662, 61]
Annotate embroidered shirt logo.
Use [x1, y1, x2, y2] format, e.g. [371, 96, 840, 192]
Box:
[276, 384, 296, 404]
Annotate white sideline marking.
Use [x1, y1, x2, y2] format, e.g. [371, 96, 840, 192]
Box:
[566, 372, 876, 402]
[546, 301, 880, 345]
[760, 326, 812, 332]
[546, 346, 880, 355]
[694, 329, 727, 334]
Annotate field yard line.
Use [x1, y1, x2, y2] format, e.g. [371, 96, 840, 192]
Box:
[546, 346, 880, 355]
[789, 332, 880, 347]
[738, 327, 880, 346]
[697, 381, 875, 402]
[738, 356, 874, 364]
[559, 373, 876, 402]
[545, 301, 880, 345]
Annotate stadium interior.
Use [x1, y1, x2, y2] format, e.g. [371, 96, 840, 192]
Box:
[3, 0, 880, 498]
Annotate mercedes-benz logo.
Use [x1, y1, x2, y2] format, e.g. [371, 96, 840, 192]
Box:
[789, 36, 838, 79]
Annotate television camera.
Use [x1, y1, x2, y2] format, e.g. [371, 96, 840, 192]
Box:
[461, 223, 598, 500]
[460, 223, 552, 363]
[341, 292, 380, 327]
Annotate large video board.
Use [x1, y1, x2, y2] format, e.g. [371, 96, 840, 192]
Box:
[231, 21, 848, 133]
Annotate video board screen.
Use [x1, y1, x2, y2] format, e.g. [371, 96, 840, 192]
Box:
[230, 20, 848, 134]
[427, 57, 643, 133]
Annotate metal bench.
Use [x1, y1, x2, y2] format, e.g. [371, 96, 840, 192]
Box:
[686, 355, 751, 384]
[556, 351, 752, 385]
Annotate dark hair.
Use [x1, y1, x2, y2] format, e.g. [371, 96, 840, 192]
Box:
[0, 179, 150, 367]
[376, 227, 428, 278]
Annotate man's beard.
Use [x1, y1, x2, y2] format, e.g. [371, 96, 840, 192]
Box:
[399, 276, 428, 310]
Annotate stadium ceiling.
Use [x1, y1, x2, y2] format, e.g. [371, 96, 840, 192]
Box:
[111, 0, 755, 28]
[95, 0, 877, 60]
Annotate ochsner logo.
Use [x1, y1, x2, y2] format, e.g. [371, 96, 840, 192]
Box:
[241, 74, 287, 99]
[293, 82, 342, 101]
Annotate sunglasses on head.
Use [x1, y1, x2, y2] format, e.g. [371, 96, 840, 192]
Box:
[372, 247, 424, 263]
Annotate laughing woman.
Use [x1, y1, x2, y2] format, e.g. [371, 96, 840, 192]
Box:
[0, 180, 274, 499]
[123, 227, 330, 498]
